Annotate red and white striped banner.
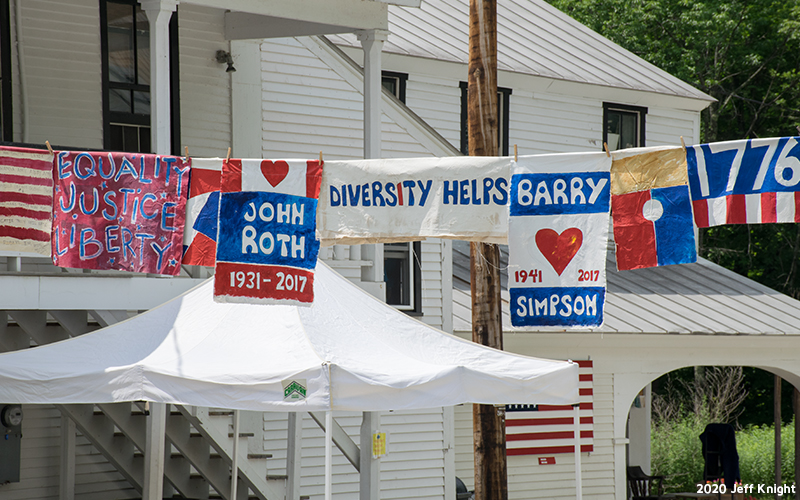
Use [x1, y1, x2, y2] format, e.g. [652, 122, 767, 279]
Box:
[506, 359, 593, 456]
[692, 192, 800, 227]
[0, 146, 54, 256]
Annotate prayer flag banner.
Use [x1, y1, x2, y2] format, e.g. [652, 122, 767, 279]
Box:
[214, 191, 320, 305]
[508, 152, 611, 328]
[221, 158, 323, 198]
[182, 158, 223, 266]
[0, 146, 54, 256]
[610, 146, 696, 270]
[52, 152, 190, 275]
[687, 136, 800, 227]
[318, 156, 511, 245]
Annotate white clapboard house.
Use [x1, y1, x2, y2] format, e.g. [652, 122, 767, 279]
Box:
[3, 1, 799, 500]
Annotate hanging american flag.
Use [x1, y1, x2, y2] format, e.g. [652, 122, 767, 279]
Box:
[506, 360, 593, 456]
[0, 146, 54, 256]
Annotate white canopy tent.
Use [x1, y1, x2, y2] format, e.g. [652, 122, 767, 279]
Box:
[0, 262, 579, 498]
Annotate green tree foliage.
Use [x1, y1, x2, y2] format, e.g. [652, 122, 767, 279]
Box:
[545, 0, 800, 298]
[546, 0, 800, 142]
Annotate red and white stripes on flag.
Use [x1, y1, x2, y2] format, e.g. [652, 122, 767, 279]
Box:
[0, 146, 54, 256]
[692, 192, 800, 227]
[506, 360, 593, 456]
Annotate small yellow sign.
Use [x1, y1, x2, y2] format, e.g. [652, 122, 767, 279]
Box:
[372, 432, 387, 458]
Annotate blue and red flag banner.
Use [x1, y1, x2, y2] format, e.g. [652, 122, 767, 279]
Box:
[221, 158, 322, 198]
[687, 136, 800, 227]
[506, 360, 593, 456]
[182, 158, 222, 267]
[0, 146, 54, 256]
[610, 146, 696, 271]
[52, 152, 190, 275]
[214, 191, 320, 306]
[508, 152, 611, 328]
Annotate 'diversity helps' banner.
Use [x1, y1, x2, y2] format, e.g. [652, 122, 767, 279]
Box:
[318, 156, 511, 245]
[508, 152, 612, 328]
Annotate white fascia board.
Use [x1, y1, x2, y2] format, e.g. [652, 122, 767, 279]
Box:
[0, 275, 205, 310]
[182, 0, 389, 32]
[377, 0, 422, 7]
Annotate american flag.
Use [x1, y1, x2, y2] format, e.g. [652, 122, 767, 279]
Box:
[0, 146, 54, 256]
[506, 359, 593, 456]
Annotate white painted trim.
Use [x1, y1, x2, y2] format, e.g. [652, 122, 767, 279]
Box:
[181, 0, 389, 32]
[231, 39, 263, 157]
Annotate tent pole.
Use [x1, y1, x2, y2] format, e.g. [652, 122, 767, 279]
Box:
[326, 411, 333, 500]
[231, 409, 240, 500]
[574, 405, 582, 500]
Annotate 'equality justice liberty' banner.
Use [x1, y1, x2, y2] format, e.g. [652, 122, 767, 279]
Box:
[52, 151, 190, 275]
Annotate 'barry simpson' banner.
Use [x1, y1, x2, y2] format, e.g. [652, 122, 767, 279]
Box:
[318, 156, 511, 245]
[508, 152, 611, 328]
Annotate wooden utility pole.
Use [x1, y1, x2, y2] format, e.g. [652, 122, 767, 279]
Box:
[775, 375, 782, 500]
[468, 0, 507, 500]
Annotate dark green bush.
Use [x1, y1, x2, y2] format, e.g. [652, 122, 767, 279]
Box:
[652, 416, 796, 499]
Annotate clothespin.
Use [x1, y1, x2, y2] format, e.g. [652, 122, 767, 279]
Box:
[319, 151, 323, 164]
[680, 136, 686, 151]
[184, 146, 189, 159]
[45, 140, 53, 155]
[603, 142, 610, 157]
[226, 147, 232, 162]
[514, 144, 518, 162]
[796, 126, 800, 135]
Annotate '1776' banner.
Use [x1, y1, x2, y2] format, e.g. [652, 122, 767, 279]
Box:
[52, 151, 190, 275]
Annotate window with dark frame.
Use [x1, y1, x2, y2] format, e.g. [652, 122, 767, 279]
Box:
[384, 241, 422, 314]
[100, 0, 180, 154]
[381, 71, 408, 104]
[460, 82, 511, 156]
[603, 102, 647, 151]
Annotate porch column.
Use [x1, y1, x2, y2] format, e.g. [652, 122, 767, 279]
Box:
[142, 403, 168, 500]
[356, 29, 388, 291]
[141, 0, 177, 155]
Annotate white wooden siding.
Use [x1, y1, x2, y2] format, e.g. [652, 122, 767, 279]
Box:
[0, 405, 136, 500]
[262, 409, 447, 500]
[178, 4, 232, 157]
[13, 0, 102, 148]
[454, 373, 615, 499]
[405, 75, 462, 151]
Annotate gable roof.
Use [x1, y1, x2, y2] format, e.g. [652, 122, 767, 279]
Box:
[452, 241, 800, 335]
[330, 0, 713, 102]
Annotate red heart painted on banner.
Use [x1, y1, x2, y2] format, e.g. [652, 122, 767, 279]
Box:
[535, 228, 583, 276]
[260, 160, 290, 188]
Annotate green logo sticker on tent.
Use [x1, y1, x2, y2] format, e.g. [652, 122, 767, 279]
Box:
[283, 379, 307, 401]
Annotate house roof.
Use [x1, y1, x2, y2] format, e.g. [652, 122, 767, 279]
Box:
[329, 0, 713, 102]
[452, 241, 800, 335]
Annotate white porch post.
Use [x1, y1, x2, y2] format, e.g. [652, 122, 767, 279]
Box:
[287, 412, 303, 500]
[357, 29, 388, 288]
[357, 28, 387, 500]
[142, 402, 167, 500]
[59, 414, 75, 500]
[360, 411, 380, 500]
[141, 0, 177, 155]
